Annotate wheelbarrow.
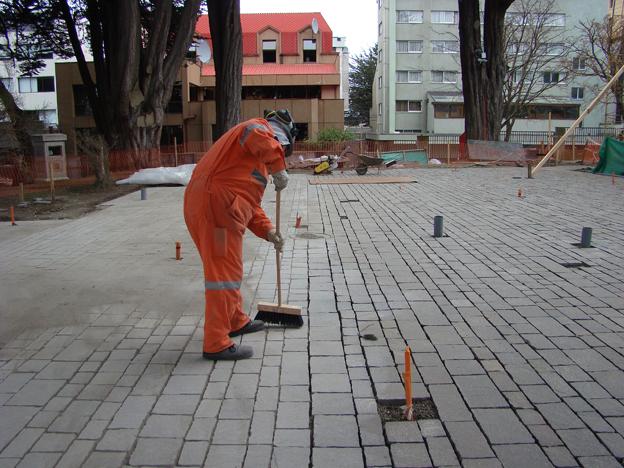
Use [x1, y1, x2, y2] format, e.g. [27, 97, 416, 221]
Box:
[340, 146, 398, 175]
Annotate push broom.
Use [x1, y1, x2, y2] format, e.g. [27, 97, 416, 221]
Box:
[255, 190, 303, 327]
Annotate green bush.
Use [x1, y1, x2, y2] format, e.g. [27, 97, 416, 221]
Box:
[316, 127, 355, 142]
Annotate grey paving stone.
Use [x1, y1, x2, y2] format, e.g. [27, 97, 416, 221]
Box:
[454, 375, 508, 408]
[418, 419, 446, 438]
[129, 437, 183, 466]
[385, 421, 423, 443]
[204, 444, 246, 468]
[211, 419, 251, 445]
[108, 395, 155, 429]
[163, 374, 207, 395]
[280, 385, 310, 402]
[37, 362, 81, 380]
[95, 428, 138, 451]
[537, 402, 586, 429]
[276, 402, 309, 429]
[131, 364, 173, 395]
[219, 398, 254, 419]
[139, 414, 192, 438]
[185, 417, 217, 441]
[243, 444, 273, 468]
[543, 446, 578, 468]
[54, 440, 94, 468]
[473, 408, 533, 444]
[30, 432, 75, 452]
[153, 393, 200, 415]
[312, 392, 355, 415]
[0, 427, 44, 458]
[558, 428, 610, 457]
[390, 443, 432, 468]
[311, 373, 351, 393]
[426, 436, 460, 466]
[225, 374, 259, 399]
[312, 447, 364, 468]
[249, 411, 275, 445]
[273, 447, 310, 468]
[6, 379, 64, 406]
[363, 445, 392, 467]
[445, 421, 495, 459]
[357, 414, 385, 446]
[577, 456, 622, 468]
[195, 399, 221, 418]
[273, 429, 310, 447]
[429, 384, 472, 421]
[314, 415, 359, 447]
[15, 452, 60, 468]
[48, 400, 99, 434]
[493, 444, 553, 468]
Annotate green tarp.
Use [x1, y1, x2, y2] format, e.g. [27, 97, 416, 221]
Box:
[593, 137, 624, 175]
[380, 150, 428, 165]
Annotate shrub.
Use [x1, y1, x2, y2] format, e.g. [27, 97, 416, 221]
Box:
[316, 127, 355, 142]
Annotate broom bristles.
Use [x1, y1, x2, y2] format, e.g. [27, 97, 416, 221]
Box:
[254, 310, 304, 328]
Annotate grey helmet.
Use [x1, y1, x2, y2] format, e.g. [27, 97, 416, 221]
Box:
[264, 109, 298, 157]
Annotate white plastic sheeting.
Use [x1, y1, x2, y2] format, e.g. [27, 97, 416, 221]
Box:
[116, 164, 196, 186]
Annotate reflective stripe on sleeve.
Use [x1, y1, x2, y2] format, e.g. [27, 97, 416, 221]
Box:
[251, 169, 268, 187]
[239, 123, 269, 147]
[205, 281, 242, 290]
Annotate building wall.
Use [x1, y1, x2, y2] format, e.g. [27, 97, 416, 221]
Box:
[372, 0, 609, 137]
[333, 37, 350, 112]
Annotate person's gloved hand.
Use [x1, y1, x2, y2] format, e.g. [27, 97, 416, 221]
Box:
[267, 230, 284, 252]
[273, 170, 289, 191]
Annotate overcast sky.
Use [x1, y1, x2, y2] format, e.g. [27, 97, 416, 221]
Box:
[239, 0, 378, 57]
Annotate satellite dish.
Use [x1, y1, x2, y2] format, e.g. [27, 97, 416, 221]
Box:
[197, 39, 211, 63]
[311, 17, 319, 34]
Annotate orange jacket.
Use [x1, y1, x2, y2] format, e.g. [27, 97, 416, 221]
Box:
[190, 118, 287, 239]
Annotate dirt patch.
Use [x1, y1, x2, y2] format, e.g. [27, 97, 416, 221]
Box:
[0, 183, 138, 221]
[378, 399, 439, 422]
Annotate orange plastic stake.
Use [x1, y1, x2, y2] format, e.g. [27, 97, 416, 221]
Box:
[517, 187, 523, 198]
[175, 241, 181, 260]
[295, 214, 302, 228]
[404, 346, 413, 420]
[10, 205, 16, 226]
[612, 172, 616, 185]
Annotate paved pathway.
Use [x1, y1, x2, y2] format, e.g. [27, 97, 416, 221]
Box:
[0, 167, 623, 467]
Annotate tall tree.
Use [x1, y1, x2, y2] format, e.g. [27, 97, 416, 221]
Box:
[346, 44, 377, 126]
[502, 0, 574, 140]
[458, 0, 514, 140]
[574, 15, 624, 123]
[206, 0, 242, 139]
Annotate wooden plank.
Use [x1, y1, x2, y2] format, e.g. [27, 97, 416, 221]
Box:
[256, 302, 302, 315]
[309, 176, 417, 185]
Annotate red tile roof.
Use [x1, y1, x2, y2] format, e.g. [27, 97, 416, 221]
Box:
[196, 13, 334, 56]
[201, 63, 337, 76]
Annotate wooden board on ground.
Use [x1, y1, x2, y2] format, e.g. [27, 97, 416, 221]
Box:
[309, 176, 417, 185]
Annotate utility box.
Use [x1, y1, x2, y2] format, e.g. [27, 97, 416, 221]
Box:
[31, 133, 69, 181]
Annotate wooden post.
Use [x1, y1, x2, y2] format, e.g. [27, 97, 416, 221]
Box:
[547, 112, 553, 151]
[48, 159, 55, 202]
[19, 183, 24, 203]
[447, 143, 451, 166]
[532, 62, 624, 176]
[174, 136, 178, 166]
[404, 347, 413, 420]
[572, 130, 576, 161]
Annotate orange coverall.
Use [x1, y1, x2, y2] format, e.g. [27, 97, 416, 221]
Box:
[184, 118, 286, 353]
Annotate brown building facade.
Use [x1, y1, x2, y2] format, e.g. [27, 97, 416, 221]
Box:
[56, 12, 344, 154]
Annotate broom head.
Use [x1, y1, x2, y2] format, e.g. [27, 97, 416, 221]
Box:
[255, 302, 303, 328]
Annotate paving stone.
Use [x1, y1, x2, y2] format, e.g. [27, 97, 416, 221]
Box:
[276, 402, 309, 429]
[493, 444, 553, 468]
[473, 408, 533, 444]
[249, 411, 275, 444]
[363, 446, 392, 467]
[445, 421, 495, 459]
[14, 452, 60, 468]
[273, 429, 310, 447]
[0, 428, 44, 458]
[204, 444, 246, 468]
[577, 456, 622, 468]
[48, 400, 99, 434]
[311, 373, 351, 393]
[558, 428, 610, 457]
[54, 440, 95, 468]
[211, 419, 250, 445]
[312, 393, 355, 415]
[357, 414, 385, 446]
[6, 379, 64, 406]
[385, 421, 423, 443]
[95, 429, 138, 451]
[243, 444, 273, 468]
[139, 414, 192, 438]
[454, 375, 508, 408]
[152, 393, 200, 415]
[543, 446, 578, 468]
[426, 436, 460, 466]
[537, 402, 586, 429]
[390, 443, 432, 468]
[314, 415, 359, 447]
[129, 437, 183, 466]
[273, 447, 310, 468]
[312, 447, 364, 468]
[163, 374, 207, 395]
[429, 384, 472, 421]
[109, 395, 155, 429]
[185, 417, 217, 441]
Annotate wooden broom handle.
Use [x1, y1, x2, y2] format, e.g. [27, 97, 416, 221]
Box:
[275, 190, 282, 307]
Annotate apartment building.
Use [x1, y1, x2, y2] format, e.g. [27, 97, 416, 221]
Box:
[371, 0, 608, 138]
[333, 36, 350, 112]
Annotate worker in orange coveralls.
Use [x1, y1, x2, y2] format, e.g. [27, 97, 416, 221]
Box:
[184, 110, 297, 360]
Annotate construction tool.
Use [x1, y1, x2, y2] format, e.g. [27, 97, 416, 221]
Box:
[255, 190, 303, 327]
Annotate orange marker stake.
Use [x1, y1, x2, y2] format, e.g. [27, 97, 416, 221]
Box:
[175, 241, 181, 260]
[612, 172, 616, 185]
[517, 187, 523, 198]
[10, 205, 16, 226]
[295, 214, 302, 228]
[404, 346, 413, 421]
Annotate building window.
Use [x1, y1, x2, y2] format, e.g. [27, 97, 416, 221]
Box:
[378, 103, 382, 115]
[378, 76, 382, 89]
[38, 109, 57, 125]
[1, 77, 12, 91]
[303, 39, 316, 62]
[544, 13, 565, 26]
[432, 40, 459, 53]
[397, 10, 423, 23]
[262, 40, 277, 63]
[396, 70, 422, 83]
[431, 10, 459, 24]
[434, 103, 464, 118]
[396, 100, 422, 112]
[573, 57, 586, 71]
[543, 71, 562, 84]
[431, 71, 457, 83]
[507, 12, 565, 26]
[18, 76, 55, 93]
[73, 85, 93, 116]
[378, 22, 383, 35]
[525, 104, 578, 119]
[571, 87, 584, 100]
[507, 43, 528, 55]
[397, 40, 422, 53]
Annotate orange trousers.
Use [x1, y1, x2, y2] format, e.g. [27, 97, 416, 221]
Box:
[184, 184, 251, 353]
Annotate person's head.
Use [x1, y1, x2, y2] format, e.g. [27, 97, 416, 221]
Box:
[264, 109, 298, 157]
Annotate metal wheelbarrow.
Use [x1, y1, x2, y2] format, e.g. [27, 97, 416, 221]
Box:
[340, 146, 398, 175]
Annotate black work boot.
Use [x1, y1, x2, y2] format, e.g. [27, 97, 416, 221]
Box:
[203, 344, 253, 360]
[229, 320, 266, 337]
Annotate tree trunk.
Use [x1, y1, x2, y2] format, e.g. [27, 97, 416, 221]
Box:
[88, 144, 113, 188]
[208, 0, 243, 139]
[459, 0, 514, 141]
[615, 81, 624, 124]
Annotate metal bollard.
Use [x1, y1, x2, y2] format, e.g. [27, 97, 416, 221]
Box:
[580, 227, 592, 248]
[433, 216, 444, 238]
[140, 188, 147, 200]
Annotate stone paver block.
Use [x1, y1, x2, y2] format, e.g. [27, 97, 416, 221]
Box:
[494, 444, 555, 468]
[385, 421, 423, 443]
[139, 414, 192, 438]
[204, 444, 246, 468]
[312, 447, 364, 468]
[445, 421, 495, 459]
[276, 402, 309, 429]
[95, 428, 138, 452]
[211, 419, 251, 445]
[390, 443, 432, 468]
[473, 408, 533, 444]
[129, 437, 183, 466]
[314, 415, 359, 447]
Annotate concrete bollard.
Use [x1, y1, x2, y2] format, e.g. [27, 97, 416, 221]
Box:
[580, 227, 592, 248]
[433, 216, 444, 238]
[140, 188, 147, 200]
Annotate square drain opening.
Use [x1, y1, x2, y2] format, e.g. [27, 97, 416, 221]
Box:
[378, 398, 438, 422]
[560, 261, 590, 269]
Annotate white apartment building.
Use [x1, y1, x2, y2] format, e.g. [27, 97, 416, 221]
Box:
[333, 36, 350, 113]
[371, 0, 609, 138]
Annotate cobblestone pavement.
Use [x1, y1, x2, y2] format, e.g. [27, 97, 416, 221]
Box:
[0, 167, 623, 468]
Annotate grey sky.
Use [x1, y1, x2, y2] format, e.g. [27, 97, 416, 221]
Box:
[239, 0, 378, 56]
